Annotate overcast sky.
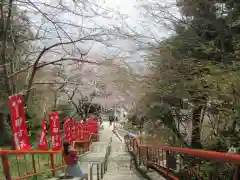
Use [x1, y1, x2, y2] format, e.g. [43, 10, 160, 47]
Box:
[23, 0, 179, 55]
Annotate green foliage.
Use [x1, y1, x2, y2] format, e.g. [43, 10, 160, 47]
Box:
[57, 103, 74, 128]
[74, 96, 102, 120]
[131, 0, 240, 152]
[129, 0, 240, 178]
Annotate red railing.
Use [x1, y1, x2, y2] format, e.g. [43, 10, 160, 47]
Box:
[0, 132, 98, 180]
[123, 131, 240, 180]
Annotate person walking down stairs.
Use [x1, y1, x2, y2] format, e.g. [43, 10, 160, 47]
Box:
[63, 141, 84, 177]
[109, 115, 114, 126]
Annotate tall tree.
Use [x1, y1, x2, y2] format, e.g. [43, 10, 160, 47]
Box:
[0, 0, 33, 145]
[132, 0, 240, 150]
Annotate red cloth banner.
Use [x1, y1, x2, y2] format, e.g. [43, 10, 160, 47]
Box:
[86, 116, 98, 134]
[38, 120, 48, 150]
[63, 117, 72, 143]
[88, 114, 95, 122]
[49, 112, 61, 150]
[71, 118, 77, 141]
[83, 131, 90, 140]
[77, 123, 84, 139]
[17, 94, 31, 146]
[9, 94, 31, 150]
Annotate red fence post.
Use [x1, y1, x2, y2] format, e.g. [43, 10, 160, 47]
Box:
[31, 154, 37, 173]
[234, 167, 239, 180]
[1, 153, 11, 180]
[146, 147, 149, 163]
[133, 139, 135, 152]
[166, 151, 176, 170]
[138, 146, 141, 166]
[50, 154, 55, 176]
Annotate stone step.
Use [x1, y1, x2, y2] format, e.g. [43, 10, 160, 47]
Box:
[90, 142, 108, 153]
[102, 173, 140, 180]
[107, 162, 131, 171]
[110, 143, 127, 153]
[147, 171, 166, 180]
[107, 167, 132, 172]
[48, 177, 82, 180]
[103, 171, 135, 175]
[102, 175, 140, 180]
[47, 122, 166, 180]
[48, 173, 90, 180]
[80, 153, 106, 162]
[109, 152, 129, 156]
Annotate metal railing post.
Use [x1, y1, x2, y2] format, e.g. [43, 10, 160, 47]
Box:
[97, 163, 100, 180]
[138, 146, 141, 166]
[101, 163, 103, 178]
[89, 163, 93, 180]
[87, 136, 112, 180]
[133, 139, 135, 152]
[130, 156, 133, 170]
[146, 147, 149, 164]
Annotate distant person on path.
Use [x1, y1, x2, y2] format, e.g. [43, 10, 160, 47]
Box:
[99, 116, 104, 129]
[99, 116, 103, 125]
[109, 115, 114, 126]
[63, 141, 84, 177]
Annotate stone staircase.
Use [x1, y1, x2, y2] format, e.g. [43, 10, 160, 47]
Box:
[50, 122, 165, 180]
[102, 142, 140, 180]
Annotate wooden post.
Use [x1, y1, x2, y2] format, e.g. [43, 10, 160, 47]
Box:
[50, 154, 55, 176]
[234, 167, 239, 180]
[166, 151, 176, 170]
[31, 154, 36, 173]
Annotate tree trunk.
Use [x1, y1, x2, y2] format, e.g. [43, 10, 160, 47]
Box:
[0, 113, 11, 147]
[53, 91, 57, 111]
[191, 104, 203, 149]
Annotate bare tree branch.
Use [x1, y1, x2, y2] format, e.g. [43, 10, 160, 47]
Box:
[9, 57, 100, 78]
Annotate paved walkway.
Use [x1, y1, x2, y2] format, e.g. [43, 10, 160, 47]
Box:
[115, 127, 166, 180]
[79, 122, 113, 170]
[83, 121, 165, 180]
[77, 121, 141, 180]
[100, 122, 140, 180]
[53, 121, 164, 180]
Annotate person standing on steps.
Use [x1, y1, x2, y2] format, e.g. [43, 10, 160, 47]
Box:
[109, 115, 114, 126]
[63, 141, 84, 177]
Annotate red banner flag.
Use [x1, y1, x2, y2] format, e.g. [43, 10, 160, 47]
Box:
[49, 112, 61, 151]
[71, 118, 77, 141]
[63, 117, 72, 143]
[86, 115, 98, 134]
[9, 94, 31, 150]
[38, 120, 48, 150]
[76, 123, 82, 139]
[17, 94, 31, 146]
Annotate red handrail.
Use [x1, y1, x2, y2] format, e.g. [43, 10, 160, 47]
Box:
[136, 143, 240, 165]
[0, 131, 99, 180]
[0, 150, 63, 155]
[121, 130, 240, 180]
